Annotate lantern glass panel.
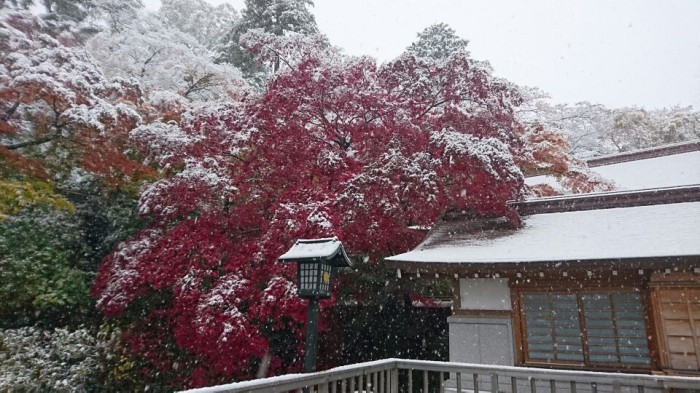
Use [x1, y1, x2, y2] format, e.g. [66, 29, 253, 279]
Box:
[319, 263, 332, 295]
[299, 262, 320, 294]
[296, 261, 334, 298]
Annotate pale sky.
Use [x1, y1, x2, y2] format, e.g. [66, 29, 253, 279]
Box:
[144, 0, 700, 110]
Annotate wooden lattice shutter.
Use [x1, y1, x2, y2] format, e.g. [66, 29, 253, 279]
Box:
[654, 288, 700, 371]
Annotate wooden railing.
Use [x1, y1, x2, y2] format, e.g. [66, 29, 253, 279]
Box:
[182, 359, 700, 393]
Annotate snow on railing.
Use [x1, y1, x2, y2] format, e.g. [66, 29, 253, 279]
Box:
[181, 358, 700, 393]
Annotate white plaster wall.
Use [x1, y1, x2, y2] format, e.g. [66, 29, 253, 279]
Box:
[448, 316, 514, 366]
[459, 278, 511, 310]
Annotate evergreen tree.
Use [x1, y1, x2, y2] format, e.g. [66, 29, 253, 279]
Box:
[215, 0, 319, 83]
[406, 23, 469, 61]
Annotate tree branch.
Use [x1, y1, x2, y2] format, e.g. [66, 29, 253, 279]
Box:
[183, 72, 217, 99]
[141, 48, 165, 78]
[416, 82, 449, 120]
[2, 133, 59, 150]
[416, 99, 449, 120]
[264, 47, 293, 71]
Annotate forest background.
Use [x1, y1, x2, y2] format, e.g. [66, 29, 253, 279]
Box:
[1, 0, 699, 391]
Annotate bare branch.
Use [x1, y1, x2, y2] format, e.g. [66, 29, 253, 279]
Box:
[183, 72, 218, 99]
[140, 48, 165, 78]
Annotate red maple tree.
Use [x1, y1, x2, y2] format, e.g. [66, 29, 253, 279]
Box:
[92, 34, 576, 388]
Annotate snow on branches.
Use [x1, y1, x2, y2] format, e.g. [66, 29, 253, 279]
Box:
[86, 13, 246, 104]
[0, 10, 147, 183]
[92, 32, 592, 388]
[0, 326, 116, 391]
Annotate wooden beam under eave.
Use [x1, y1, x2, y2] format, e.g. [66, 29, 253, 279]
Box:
[384, 255, 700, 280]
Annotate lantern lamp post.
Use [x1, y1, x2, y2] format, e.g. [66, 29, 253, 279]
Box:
[279, 237, 352, 373]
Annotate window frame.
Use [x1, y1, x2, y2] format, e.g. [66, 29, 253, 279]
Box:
[513, 286, 654, 372]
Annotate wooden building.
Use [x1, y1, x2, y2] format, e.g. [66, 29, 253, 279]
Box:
[385, 143, 700, 376]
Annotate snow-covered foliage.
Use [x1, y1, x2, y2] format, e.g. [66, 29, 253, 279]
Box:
[516, 122, 614, 196]
[91, 32, 544, 387]
[0, 6, 605, 390]
[240, 0, 318, 36]
[159, 0, 238, 49]
[0, 327, 116, 391]
[240, 28, 331, 74]
[517, 88, 618, 158]
[129, 121, 199, 167]
[608, 105, 700, 152]
[86, 13, 245, 104]
[406, 23, 469, 61]
[430, 129, 521, 181]
[515, 86, 699, 195]
[518, 86, 700, 158]
[0, 10, 147, 183]
[0, 1, 32, 10]
[215, 0, 320, 82]
[17, 0, 144, 40]
[0, 11, 139, 133]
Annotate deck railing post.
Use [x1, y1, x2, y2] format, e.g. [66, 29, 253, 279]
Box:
[612, 380, 621, 393]
[408, 369, 413, 393]
[490, 373, 499, 393]
[423, 370, 429, 393]
[391, 367, 399, 393]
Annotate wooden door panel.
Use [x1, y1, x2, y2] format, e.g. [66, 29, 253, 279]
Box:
[660, 303, 690, 319]
[667, 336, 696, 353]
[655, 287, 700, 372]
[669, 353, 700, 370]
[664, 319, 693, 336]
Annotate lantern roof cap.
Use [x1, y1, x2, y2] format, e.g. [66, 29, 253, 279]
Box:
[278, 237, 353, 267]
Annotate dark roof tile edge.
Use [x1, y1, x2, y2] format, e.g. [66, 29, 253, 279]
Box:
[510, 185, 700, 215]
[587, 140, 700, 167]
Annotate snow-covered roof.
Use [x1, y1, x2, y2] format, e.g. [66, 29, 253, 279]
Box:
[278, 237, 352, 267]
[526, 143, 700, 192]
[386, 201, 700, 264]
[593, 150, 700, 190]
